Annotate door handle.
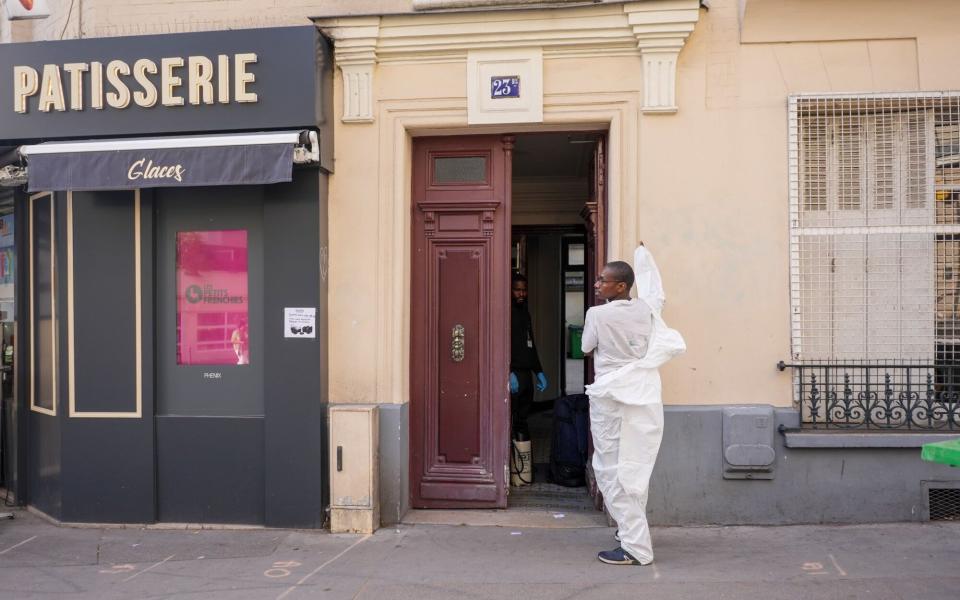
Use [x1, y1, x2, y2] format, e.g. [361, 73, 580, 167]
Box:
[451, 324, 465, 362]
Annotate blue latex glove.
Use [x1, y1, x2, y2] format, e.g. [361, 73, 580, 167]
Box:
[509, 372, 519, 394]
[536, 372, 548, 392]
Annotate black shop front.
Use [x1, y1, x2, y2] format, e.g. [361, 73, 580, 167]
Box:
[0, 26, 332, 527]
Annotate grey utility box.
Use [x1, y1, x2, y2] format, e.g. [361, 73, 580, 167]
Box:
[722, 406, 776, 480]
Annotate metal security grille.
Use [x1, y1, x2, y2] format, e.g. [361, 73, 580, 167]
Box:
[787, 93, 960, 428]
[928, 487, 960, 521]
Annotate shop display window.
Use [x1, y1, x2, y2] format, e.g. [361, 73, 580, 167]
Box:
[176, 230, 249, 366]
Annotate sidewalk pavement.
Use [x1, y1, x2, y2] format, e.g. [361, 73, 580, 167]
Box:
[1, 507, 958, 600]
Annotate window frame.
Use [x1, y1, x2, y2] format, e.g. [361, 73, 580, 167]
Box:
[789, 92, 960, 366]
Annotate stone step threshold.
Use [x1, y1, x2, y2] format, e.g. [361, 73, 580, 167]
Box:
[402, 508, 609, 529]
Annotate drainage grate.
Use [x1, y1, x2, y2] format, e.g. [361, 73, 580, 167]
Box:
[928, 488, 960, 521]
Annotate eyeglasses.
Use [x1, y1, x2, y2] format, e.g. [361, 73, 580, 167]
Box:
[595, 277, 623, 284]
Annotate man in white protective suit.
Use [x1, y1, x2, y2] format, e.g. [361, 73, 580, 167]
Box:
[582, 244, 686, 565]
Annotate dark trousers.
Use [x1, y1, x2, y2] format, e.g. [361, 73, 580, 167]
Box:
[511, 370, 535, 440]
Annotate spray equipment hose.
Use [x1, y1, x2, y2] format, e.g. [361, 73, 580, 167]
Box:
[510, 438, 533, 485]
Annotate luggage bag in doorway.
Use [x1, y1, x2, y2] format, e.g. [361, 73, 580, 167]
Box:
[548, 393, 590, 487]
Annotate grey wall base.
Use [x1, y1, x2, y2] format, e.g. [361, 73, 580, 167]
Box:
[648, 406, 960, 525]
[379, 403, 409, 526]
[382, 403, 960, 526]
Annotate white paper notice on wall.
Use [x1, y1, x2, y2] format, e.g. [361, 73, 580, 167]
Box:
[284, 307, 316, 339]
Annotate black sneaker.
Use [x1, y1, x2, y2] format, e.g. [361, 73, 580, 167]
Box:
[597, 546, 643, 566]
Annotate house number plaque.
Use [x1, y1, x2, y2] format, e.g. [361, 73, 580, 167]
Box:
[490, 76, 520, 99]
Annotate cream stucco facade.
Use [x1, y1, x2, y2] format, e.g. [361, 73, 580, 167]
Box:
[317, 0, 960, 414]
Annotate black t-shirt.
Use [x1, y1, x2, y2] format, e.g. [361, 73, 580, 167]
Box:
[510, 303, 542, 372]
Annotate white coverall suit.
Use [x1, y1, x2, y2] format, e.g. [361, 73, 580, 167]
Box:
[581, 247, 686, 564]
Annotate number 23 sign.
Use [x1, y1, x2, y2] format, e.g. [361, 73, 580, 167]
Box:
[490, 76, 520, 99]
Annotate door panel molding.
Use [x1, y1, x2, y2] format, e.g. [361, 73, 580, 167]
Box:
[421, 243, 490, 483]
[67, 190, 142, 418]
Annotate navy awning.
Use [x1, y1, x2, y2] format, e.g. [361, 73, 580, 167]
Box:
[20, 131, 317, 192]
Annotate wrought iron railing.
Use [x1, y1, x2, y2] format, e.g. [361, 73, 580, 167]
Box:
[777, 361, 960, 430]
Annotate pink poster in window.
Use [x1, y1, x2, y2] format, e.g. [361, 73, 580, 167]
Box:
[176, 230, 249, 366]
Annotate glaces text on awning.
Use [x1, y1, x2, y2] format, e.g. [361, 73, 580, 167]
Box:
[19, 130, 318, 192]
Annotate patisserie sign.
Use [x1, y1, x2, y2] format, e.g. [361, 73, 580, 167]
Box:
[14, 53, 259, 114]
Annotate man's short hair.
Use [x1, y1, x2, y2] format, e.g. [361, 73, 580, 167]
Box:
[512, 272, 527, 286]
[604, 261, 634, 289]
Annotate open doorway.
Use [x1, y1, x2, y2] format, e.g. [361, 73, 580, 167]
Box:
[508, 131, 604, 512]
[408, 132, 604, 511]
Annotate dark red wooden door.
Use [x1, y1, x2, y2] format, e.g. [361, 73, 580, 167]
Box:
[410, 135, 512, 508]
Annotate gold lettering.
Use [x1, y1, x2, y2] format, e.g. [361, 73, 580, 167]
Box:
[132, 59, 158, 108]
[128, 158, 185, 182]
[188, 56, 214, 105]
[217, 54, 230, 104]
[13, 51, 260, 114]
[161, 57, 185, 107]
[37, 65, 65, 113]
[105, 60, 130, 109]
[127, 158, 145, 181]
[38, 64, 66, 112]
[90, 62, 104, 110]
[13, 66, 38, 114]
[62, 63, 88, 111]
[234, 53, 257, 103]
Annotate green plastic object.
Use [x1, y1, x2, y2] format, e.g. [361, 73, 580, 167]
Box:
[921, 438, 960, 468]
[568, 325, 584, 359]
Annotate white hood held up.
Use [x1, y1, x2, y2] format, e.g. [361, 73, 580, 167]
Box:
[585, 246, 685, 405]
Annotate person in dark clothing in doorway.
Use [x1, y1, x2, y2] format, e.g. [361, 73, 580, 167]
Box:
[510, 273, 548, 440]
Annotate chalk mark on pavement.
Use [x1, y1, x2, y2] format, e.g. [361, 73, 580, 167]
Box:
[0, 536, 37, 555]
[122, 554, 175, 582]
[276, 535, 371, 600]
